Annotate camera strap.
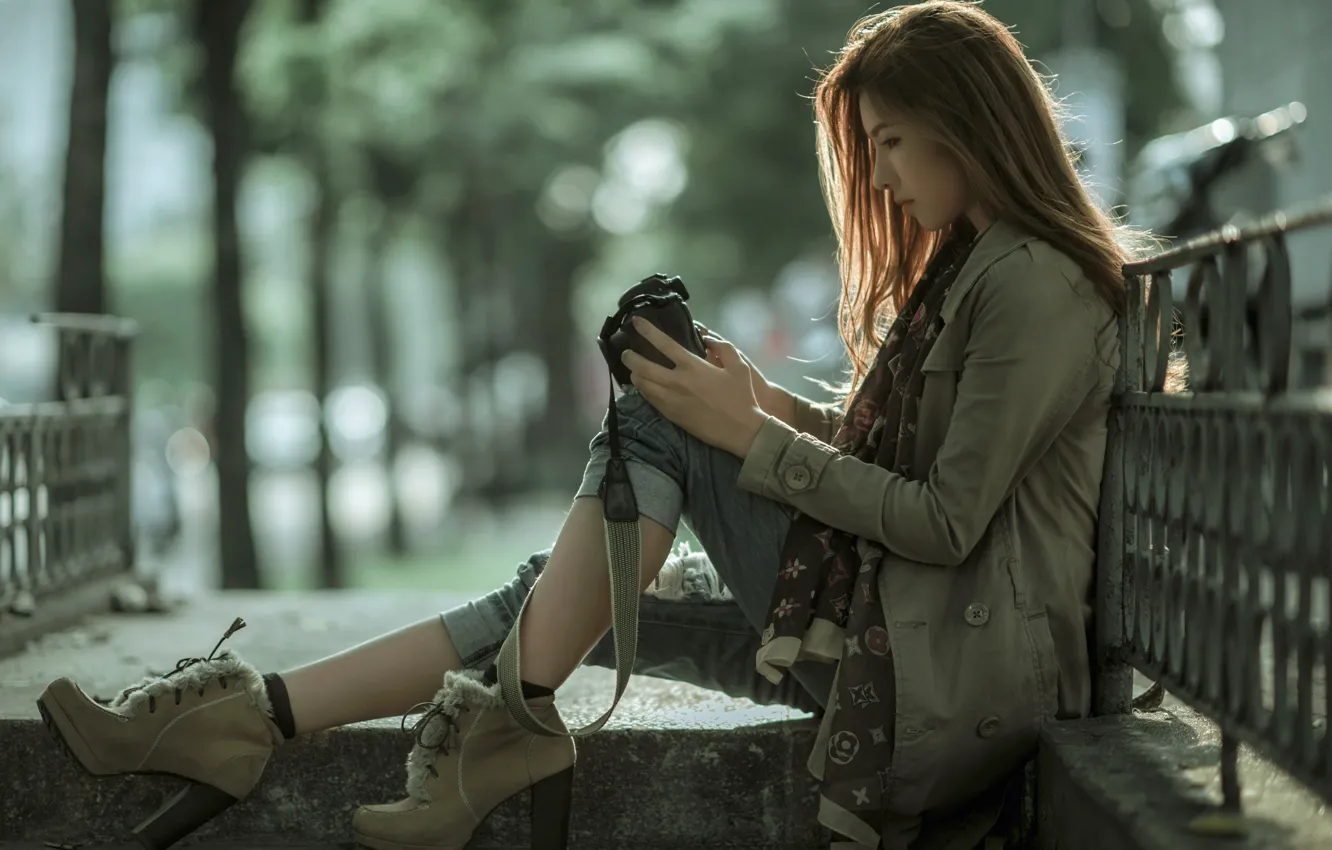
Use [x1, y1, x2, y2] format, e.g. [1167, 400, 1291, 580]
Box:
[495, 347, 643, 737]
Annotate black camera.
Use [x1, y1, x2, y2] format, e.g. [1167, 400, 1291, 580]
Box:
[597, 273, 708, 391]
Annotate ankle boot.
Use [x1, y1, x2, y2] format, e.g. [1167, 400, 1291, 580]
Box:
[353, 669, 577, 850]
[36, 617, 282, 850]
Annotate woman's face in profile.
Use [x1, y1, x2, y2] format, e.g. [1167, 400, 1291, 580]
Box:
[859, 92, 983, 232]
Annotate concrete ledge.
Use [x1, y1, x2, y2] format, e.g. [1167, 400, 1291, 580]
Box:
[1037, 707, 1332, 850]
[0, 571, 127, 661]
[0, 591, 825, 849]
[3, 715, 821, 848]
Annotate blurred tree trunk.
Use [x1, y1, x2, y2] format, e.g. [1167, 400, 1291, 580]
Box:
[362, 149, 414, 554]
[300, 0, 343, 588]
[196, 0, 260, 589]
[465, 198, 505, 506]
[306, 145, 342, 585]
[448, 202, 493, 504]
[527, 232, 592, 487]
[53, 0, 114, 319]
[361, 204, 408, 555]
[486, 198, 523, 506]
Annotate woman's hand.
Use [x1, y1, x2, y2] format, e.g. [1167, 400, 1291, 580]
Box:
[695, 324, 793, 425]
[621, 317, 769, 458]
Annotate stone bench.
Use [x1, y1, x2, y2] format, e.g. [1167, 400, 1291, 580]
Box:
[0, 590, 822, 849]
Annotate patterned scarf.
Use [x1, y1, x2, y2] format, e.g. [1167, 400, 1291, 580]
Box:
[756, 228, 979, 840]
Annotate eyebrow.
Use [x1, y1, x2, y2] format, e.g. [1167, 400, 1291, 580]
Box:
[866, 122, 897, 138]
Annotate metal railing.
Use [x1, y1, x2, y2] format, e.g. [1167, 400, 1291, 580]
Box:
[1095, 194, 1332, 814]
[0, 314, 137, 658]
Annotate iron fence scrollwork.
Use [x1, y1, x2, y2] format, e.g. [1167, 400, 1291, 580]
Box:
[1096, 195, 1332, 825]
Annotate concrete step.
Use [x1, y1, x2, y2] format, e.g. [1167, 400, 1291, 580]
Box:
[0, 592, 825, 850]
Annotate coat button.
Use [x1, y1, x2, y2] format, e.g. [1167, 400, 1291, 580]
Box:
[783, 464, 812, 491]
[964, 603, 989, 626]
[976, 716, 1001, 738]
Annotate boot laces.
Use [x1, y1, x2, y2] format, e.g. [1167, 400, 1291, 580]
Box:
[116, 617, 247, 713]
[402, 700, 471, 778]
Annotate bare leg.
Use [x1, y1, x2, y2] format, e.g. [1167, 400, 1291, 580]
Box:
[281, 617, 463, 734]
[515, 497, 675, 690]
[280, 496, 671, 732]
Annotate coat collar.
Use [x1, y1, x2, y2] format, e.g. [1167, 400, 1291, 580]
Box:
[938, 219, 1036, 325]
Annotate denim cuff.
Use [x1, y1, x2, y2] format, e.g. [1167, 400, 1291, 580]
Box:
[575, 453, 684, 534]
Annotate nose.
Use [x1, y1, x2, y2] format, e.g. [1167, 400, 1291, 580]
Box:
[871, 150, 897, 194]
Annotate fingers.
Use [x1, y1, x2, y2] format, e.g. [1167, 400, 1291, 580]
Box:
[691, 320, 736, 361]
[636, 317, 747, 377]
[692, 322, 738, 368]
[696, 323, 729, 348]
[628, 369, 670, 405]
[706, 338, 742, 369]
[621, 348, 677, 385]
[632, 317, 700, 367]
[698, 324, 725, 345]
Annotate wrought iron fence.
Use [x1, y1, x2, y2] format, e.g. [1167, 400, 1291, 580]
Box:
[1095, 194, 1332, 815]
[0, 313, 137, 658]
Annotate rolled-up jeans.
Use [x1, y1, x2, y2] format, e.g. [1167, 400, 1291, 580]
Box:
[439, 387, 834, 715]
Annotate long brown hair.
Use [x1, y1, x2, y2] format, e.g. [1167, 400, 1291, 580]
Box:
[814, 1, 1154, 403]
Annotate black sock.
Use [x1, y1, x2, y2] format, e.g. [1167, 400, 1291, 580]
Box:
[262, 673, 298, 739]
[481, 664, 554, 699]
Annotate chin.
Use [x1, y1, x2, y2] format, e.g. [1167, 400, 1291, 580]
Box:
[912, 214, 949, 233]
[909, 210, 961, 233]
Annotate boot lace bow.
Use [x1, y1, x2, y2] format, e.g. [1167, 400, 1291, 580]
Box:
[402, 699, 470, 778]
[113, 617, 247, 713]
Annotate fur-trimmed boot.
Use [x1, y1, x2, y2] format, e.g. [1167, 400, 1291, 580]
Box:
[645, 542, 733, 603]
[36, 617, 282, 850]
[353, 669, 577, 850]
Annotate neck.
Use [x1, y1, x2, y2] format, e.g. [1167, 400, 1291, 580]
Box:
[966, 203, 993, 232]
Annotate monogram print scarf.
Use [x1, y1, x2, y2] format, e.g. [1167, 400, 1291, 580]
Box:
[755, 228, 979, 840]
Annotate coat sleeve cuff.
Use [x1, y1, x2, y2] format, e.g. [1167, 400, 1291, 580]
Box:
[738, 415, 793, 494]
[738, 415, 838, 502]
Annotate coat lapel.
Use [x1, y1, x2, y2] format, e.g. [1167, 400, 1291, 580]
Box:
[938, 220, 1036, 326]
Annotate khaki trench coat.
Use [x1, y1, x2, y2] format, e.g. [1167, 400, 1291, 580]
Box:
[736, 220, 1119, 848]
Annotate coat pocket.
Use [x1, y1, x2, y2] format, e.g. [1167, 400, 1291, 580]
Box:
[1023, 610, 1060, 722]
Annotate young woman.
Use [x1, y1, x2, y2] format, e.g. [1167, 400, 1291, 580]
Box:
[37, 2, 1139, 848]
